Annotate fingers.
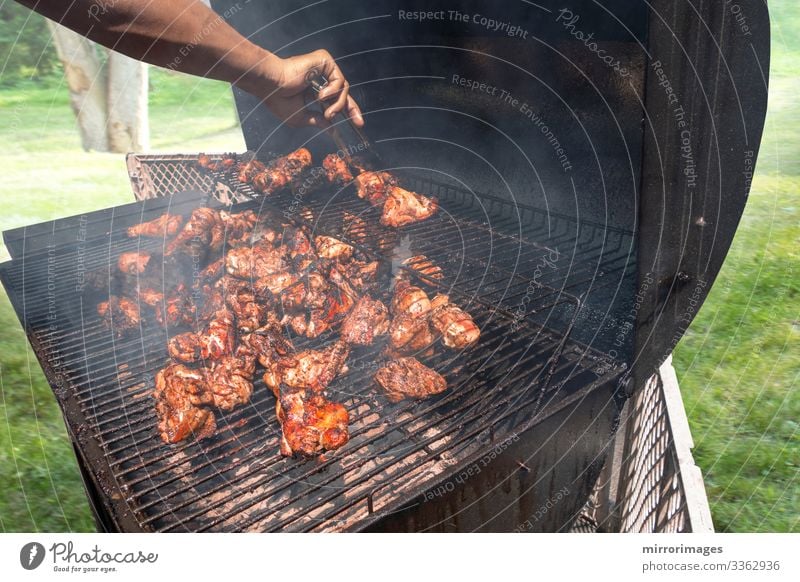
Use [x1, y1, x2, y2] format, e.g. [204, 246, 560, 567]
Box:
[346, 95, 364, 127]
[313, 51, 363, 126]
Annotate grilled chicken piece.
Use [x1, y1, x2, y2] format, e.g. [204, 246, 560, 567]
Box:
[263, 340, 350, 394]
[354, 171, 397, 207]
[154, 363, 216, 444]
[155, 283, 196, 328]
[240, 324, 293, 369]
[206, 347, 256, 411]
[212, 209, 258, 250]
[374, 357, 447, 402]
[224, 282, 275, 333]
[401, 255, 443, 280]
[199, 308, 236, 360]
[282, 226, 315, 259]
[322, 153, 354, 184]
[250, 148, 312, 194]
[429, 294, 480, 349]
[225, 242, 286, 280]
[167, 331, 202, 364]
[388, 311, 435, 355]
[340, 295, 390, 346]
[391, 280, 431, 316]
[315, 235, 354, 261]
[127, 213, 184, 239]
[137, 287, 164, 307]
[97, 296, 140, 336]
[197, 153, 237, 173]
[236, 158, 266, 183]
[258, 271, 299, 295]
[280, 271, 329, 311]
[276, 390, 349, 456]
[344, 259, 382, 293]
[381, 186, 438, 228]
[284, 310, 332, 339]
[199, 257, 225, 283]
[165, 207, 219, 255]
[118, 251, 151, 275]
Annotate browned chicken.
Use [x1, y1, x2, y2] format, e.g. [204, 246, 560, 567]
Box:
[155, 284, 196, 328]
[282, 226, 315, 260]
[391, 280, 431, 317]
[137, 287, 164, 307]
[165, 207, 219, 256]
[236, 158, 266, 184]
[225, 241, 286, 280]
[154, 363, 216, 444]
[381, 186, 438, 228]
[212, 209, 258, 250]
[167, 331, 202, 364]
[205, 347, 256, 411]
[276, 389, 349, 456]
[284, 310, 332, 339]
[240, 324, 293, 369]
[354, 171, 397, 207]
[199, 257, 225, 283]
[344, 259, 382, 293]
[197, 153, 238, 173]
[251, 148, 312, 194]
[322, 153, 354, 184]
[388, 311, 436, 356]
[314, 235, 354, 261]
[374, 357, 447, 402]
[199, 308, 236, 361]
[429, 294, 480, 349]
[224, 281, 275, 333]
[280, 271, 329, 311]
[258, 271, 299, 295]
[118, 251, 151, 276]
[127, 213, 184, 239]
[263, 340, 350, 394]
[340, 295, 390, 346]
[97, 296, 140, 336]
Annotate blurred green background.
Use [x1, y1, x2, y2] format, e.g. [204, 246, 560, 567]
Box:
[0, 2, 797, 532]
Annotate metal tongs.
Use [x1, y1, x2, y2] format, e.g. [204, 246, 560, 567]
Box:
[305, 70, 382, 168]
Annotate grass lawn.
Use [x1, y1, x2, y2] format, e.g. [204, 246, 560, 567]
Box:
[0, 6, 797, 532]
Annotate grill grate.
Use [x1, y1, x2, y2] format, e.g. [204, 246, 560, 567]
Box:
[0, 155, 629, 532]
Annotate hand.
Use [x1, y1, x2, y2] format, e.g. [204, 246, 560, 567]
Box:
[260, 49, 364, 129]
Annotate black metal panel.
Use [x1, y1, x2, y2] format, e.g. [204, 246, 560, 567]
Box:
[633, 0, 770, 381]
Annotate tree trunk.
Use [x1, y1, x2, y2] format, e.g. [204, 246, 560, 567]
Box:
[107, 51, 150, 152]
[46, 22, 109, 152]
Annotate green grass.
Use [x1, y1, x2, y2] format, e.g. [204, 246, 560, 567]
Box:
[0, 4, 798, 532]
[670, 2, 800, 532]
[0, 68, 244, 532]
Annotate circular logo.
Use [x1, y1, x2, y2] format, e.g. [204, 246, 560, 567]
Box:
[19, 542, 46, 570]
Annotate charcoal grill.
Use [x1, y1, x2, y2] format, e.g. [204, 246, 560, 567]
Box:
[1, 0, 769, 532]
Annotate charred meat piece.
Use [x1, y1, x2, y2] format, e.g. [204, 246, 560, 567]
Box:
[381, 186, 438, 228]
[236, 158, 266, 183]
[199, 308, 236, 361]
[322, 153, 354, 184]
[137, 287, 164, 307]
[199, 257, 225, 283]
[224, 281, 275, 332]
[344, 259, 382, 293]
[154, 363, 216, 444]
[212, 209, 258, 250]
[127, 213, 184, 239]
[282, 226, 315, 260]
[165, 207, 219, 256]
[197, 153, 238, 173]
[206, 347, 256, 411]
[315, 235, 354, 261]
[118, 251, 151, 276]
[429, 294, 480, 349]
[250, 148, 312, 195]
[167, 331, 202, 364]
[264, 340, 350, 394]
[391, 280, 431, 317]
[97, 296, 140, 336]
[280, 271, 329, 311]
[155, 283, 196, 328]
[258, 271, 299, 295]
[340, 295, 389, 346]
[388, 311, 435, 356]
[284, 309, 332, 339]
[354, 171, 397, 207]
[374, 357, 447, 402]
[240, 324, 293, 370]
[276, 390, 349, 457]
[225, 242, 286, 280]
